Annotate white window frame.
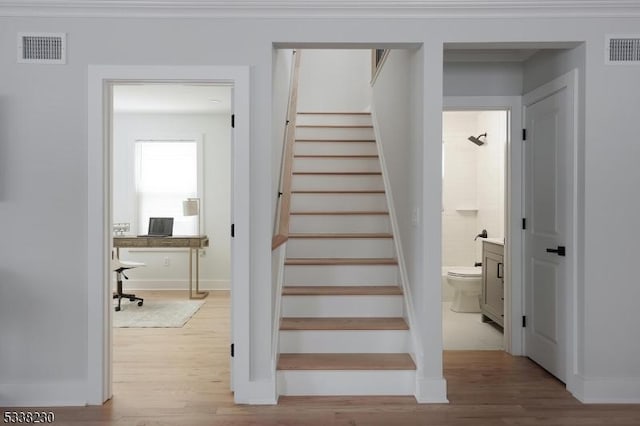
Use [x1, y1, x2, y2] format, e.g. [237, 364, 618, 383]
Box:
[133, 135, 204, 236]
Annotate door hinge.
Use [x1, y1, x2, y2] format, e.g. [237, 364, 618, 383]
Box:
[522, 316, 527, 328]
[522, 128, 527, 141]
[522, 218, 527, 230]
[231, 223, 235, 238]
[230, 343, 234, 358]
[231, 114, 235, 129]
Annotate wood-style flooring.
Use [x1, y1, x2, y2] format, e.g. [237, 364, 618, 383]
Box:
[5, 290, 640, 425]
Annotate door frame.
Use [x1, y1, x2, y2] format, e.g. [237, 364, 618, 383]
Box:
[443, 96, 524, 355]
[87, 65, 251, 404]
[522, 69, 579, 391]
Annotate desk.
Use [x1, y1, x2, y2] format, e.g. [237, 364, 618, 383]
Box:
[113, 235, 210, 299]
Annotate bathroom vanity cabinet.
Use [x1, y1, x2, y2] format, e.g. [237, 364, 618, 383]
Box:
[481, 240, 504, 327]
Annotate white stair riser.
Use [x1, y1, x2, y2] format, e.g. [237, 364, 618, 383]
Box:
[292, 174, 384, 191]
[284, 264, 398, 286]
[279, 330, 410, 352]
[277, 370, 415, 396]
[294, 141, 378, 156]
[281, 295, 404, 317]
[293, 157, 381, 173]
[295, 127, 374, 140]
[296, 114, 372, 126]
[289, 215, 391, 233]
[291, 193, 387, 213]
[286, 238, 395, 258]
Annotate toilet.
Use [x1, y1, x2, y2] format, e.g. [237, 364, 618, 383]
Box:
[446, 266, 482, 313]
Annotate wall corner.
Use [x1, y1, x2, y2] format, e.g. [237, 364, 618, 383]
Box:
[415, 376, 448, 403]
[234, 379, 278, 405]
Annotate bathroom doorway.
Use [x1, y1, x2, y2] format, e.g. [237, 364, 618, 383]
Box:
[441, 108, 509, 351]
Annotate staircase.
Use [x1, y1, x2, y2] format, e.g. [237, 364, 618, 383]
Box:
[276, 112, 416, 396]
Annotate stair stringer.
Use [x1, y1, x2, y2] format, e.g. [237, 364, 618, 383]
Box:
[271, 241, 287, 374]
[371, 107, 426, 397]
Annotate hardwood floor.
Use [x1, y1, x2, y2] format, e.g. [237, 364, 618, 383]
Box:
[7, 290, 640, 425]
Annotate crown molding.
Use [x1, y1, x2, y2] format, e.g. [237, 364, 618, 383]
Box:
[1, 1, 640, 19]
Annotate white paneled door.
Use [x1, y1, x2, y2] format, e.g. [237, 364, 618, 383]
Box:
[523, 71, 576, 383]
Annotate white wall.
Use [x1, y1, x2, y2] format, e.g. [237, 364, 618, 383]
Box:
[112, 112, 231, 289]
[1, 11, 640, 405]
[372, 49, 446, 398]
[444, 62, 523, 97]
[475, 110, 506, 259]
[297, 49, 372, 112]
[372, 50, 413, 265]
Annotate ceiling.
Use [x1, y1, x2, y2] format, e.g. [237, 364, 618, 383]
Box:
[113, 84, 232, 114]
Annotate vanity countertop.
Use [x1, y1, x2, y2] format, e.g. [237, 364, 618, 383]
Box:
[481, 237, 505, 246]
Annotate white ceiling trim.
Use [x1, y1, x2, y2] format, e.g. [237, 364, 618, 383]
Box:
[1, 1, 640, 18]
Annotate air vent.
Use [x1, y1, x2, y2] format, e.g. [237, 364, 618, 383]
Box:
[606, 36, 640, 64]
[17, 33, 66, 64]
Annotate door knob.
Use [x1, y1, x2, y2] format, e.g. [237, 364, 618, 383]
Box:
[546, 246, 566, 256]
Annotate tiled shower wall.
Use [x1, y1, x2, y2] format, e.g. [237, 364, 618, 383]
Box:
[442, 110, 506, 269]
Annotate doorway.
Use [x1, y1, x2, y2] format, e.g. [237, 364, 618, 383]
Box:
[441, 108, 509, 351]
[442, 96, 524, 356]
[444, 59, 580, 391]
[87, 65, 251, 405]
[109, 82, 233, 399]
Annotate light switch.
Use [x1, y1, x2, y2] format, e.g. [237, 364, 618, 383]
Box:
[411, 208, 420, 227]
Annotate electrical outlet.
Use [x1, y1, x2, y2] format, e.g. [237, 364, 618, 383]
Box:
[163, 257, 170, 267]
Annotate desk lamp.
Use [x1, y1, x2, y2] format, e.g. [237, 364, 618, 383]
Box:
[182, 198, 200, 236]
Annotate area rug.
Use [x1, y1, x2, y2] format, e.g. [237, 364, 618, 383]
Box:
[113, 299, 204, 328]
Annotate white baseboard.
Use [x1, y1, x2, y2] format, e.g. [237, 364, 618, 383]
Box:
[571, 374, 640, 403]
[415, 376, 449, 403]
[0, 381, 87, 407]
[233, 380, 277, 405]
[113, 279, 230, 291]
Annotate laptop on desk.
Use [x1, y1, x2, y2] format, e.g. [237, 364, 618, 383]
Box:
[140, 217, 174, 237]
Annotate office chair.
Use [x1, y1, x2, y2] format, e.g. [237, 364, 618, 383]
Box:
[113, 258, 145, 312]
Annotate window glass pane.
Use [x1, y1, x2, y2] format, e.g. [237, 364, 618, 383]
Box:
[135, 141, 198, 235]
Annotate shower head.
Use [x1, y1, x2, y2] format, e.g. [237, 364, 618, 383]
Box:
[468, 133, 487, 146]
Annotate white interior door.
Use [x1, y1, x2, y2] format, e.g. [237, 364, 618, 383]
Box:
[523, 71, 576, 383]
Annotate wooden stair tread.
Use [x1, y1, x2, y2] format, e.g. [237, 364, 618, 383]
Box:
[293, 172, 381, 175]
[290, 211, 389, 215]
[285, 258, 397, 265]
[280, 317, 409, 330]
[297, 112, 371, 115]
[288, 233, 393, 239]
[296, 139, 376, 143]
[294, 154, 379, 158]
[283, 286, 403, 296]
[291, 190, 385, 194]
[277, 353, 415, 371]
[296, 125, 373, 128]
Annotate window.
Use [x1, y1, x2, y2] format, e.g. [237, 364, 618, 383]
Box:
[135, 137, 202, 235]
